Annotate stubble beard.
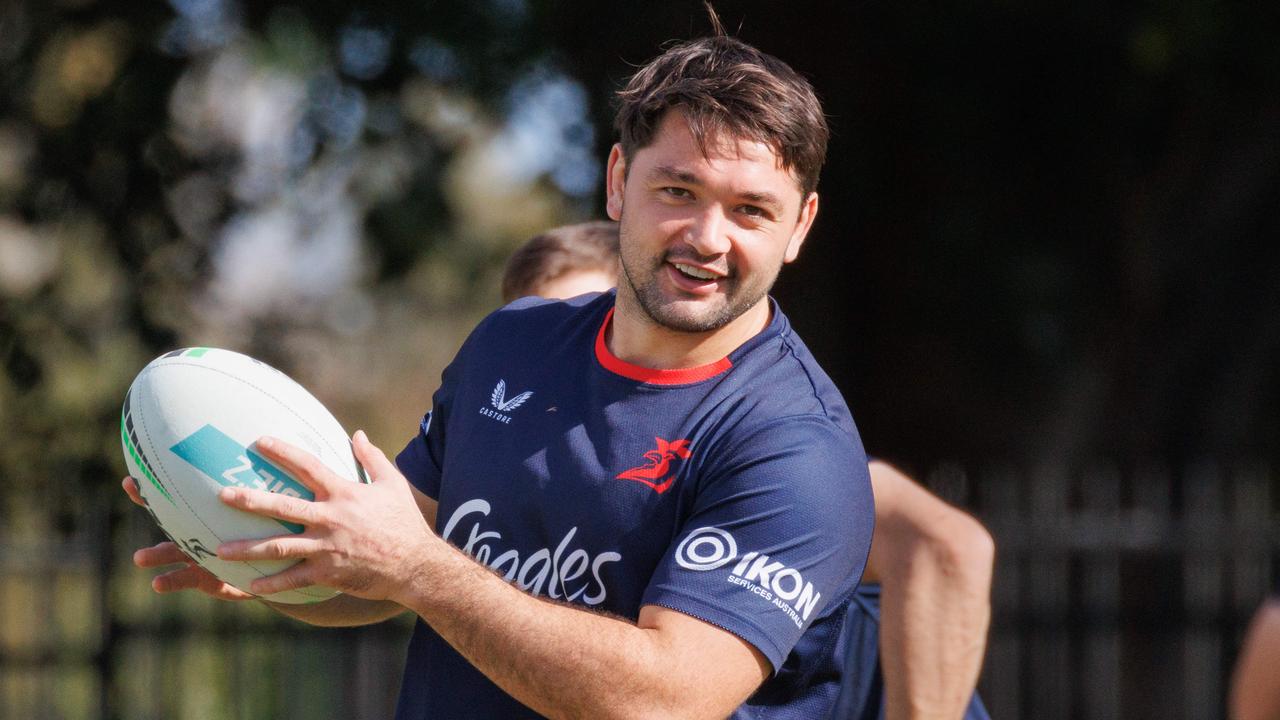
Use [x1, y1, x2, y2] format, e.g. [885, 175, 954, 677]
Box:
[616, 214, 778, 334]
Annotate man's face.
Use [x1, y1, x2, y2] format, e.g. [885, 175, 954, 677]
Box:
[606, 112, 818, 334]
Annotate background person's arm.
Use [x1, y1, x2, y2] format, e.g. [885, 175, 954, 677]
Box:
[865, 460, 995, 720]
[1231, 599, 1280, 720]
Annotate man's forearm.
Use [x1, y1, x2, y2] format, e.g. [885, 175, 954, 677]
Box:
[876, 512, 993, 719]
[394, 539, 764, 720]
[265, 594, 407, 627]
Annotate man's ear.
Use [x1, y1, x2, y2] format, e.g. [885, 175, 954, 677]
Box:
[784, 192, 819, 263]
[606, 144, 627, 221]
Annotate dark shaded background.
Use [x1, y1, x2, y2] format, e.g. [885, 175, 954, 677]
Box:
[1, 1, 1278, 718]
[549, 1, 1280, 470]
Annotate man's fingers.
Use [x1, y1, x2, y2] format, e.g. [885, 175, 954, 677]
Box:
[134, 541, 191, 568]
[252, 436, 338, 497]
[122, 477, 146, 507]
[353, 429, 403, 486]
[137, 541, 258, 601]
[249, 561, 315, 597]
[220, 485, 320, 527]
[218, 536, 325, 562]
[151, 564, 209, 593]
[152, 565, 255, 601]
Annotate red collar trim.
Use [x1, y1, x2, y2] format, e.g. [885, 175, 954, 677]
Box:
[594, 308, 733, 385]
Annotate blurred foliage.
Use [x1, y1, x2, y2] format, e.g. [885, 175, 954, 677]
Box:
[0, 0, 1275, 516]
[0, 0, 603, 520]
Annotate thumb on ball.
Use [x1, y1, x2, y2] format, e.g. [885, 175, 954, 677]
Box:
[352, 429, 397, 483]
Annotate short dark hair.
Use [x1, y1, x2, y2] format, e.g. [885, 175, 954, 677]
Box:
[614, 19, 829, 196]
[501, 221, 620, 302]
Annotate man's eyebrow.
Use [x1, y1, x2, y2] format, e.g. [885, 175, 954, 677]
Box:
[647, 165, 702, 185]
[738, 190, 784, 212]
[647, 165, 785, 211]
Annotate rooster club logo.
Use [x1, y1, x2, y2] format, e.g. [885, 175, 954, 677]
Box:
[480, 379, 533, 424]
[616, 437, 691, 494]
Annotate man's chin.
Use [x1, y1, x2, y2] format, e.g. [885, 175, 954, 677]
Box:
[640, 299, 736, 334]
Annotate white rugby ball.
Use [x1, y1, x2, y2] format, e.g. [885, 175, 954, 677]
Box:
[120, 347, 368, 604]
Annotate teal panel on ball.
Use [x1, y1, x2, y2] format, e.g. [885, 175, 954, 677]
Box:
[170, 424, 310, 533]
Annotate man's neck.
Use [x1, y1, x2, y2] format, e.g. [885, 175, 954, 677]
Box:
[607, 292, 772, 370]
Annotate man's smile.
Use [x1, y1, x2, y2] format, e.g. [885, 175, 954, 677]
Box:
[672, 262, 721, 281]
[665, 259, 729, 295]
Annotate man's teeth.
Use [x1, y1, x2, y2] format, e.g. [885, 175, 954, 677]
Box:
[674, 263, 718, 280]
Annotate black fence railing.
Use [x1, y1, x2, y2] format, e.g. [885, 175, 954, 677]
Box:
[958, 461, 1274, 720]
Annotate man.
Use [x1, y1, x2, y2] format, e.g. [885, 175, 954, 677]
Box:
[130, 26, 875, 719]
[503, 222, 994, 720]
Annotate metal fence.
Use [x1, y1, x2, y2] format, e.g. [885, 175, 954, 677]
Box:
[956, 461, 1273, 720]
[2, 461, 1273, 719]
[0, 494, 411, 720]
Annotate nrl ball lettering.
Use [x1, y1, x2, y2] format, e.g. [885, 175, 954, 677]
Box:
[120, 347, 369, 604]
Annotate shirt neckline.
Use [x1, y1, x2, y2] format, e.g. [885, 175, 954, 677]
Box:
[593, 308, 734, 385]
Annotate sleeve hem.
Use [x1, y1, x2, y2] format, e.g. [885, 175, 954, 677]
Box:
[395, 432, 441, 500]
[642, 590, 789, 674]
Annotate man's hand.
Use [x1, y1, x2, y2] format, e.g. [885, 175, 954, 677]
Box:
[122, 476, 256, 601]
[215, 430, 435, 604]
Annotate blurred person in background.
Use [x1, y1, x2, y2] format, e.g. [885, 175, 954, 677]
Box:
[1231, 597, 1280, 720]
[504, 221, 994, 720]
[501, 221, 622, 304]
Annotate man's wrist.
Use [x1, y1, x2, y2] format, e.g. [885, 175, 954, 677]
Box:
[388, 530, 451, 610]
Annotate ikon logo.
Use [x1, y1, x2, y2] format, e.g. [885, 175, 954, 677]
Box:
[616, 437, 691, 494]
[676, 526, 824, 625]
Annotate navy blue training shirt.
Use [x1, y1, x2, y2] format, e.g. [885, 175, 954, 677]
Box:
[395, 291, 875, 719]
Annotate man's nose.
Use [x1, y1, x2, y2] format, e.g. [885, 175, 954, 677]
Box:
[683, 207, 732, 256]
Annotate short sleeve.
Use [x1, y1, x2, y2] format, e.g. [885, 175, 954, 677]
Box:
[395, 345, 472, 500]
[396, 408, 445, 499]
[641, 416, 874, 672]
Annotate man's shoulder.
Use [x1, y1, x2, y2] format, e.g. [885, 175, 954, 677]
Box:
[698, 310, 870, 497]
[494, 290, 610, 325]
[723, 302, 854, 435]
[500, 290, 610, 314]
[468, 291, 612, 351]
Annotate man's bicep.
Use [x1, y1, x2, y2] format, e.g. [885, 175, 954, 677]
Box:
[642, 417, 874, 681]
[639, 604, 771, 711]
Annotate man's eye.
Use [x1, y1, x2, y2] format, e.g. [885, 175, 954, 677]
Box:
[739, 205, 768, 219]
[663, 187, 692, 199]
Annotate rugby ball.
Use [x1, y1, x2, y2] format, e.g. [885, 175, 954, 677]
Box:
[120, 347, 368, 604]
